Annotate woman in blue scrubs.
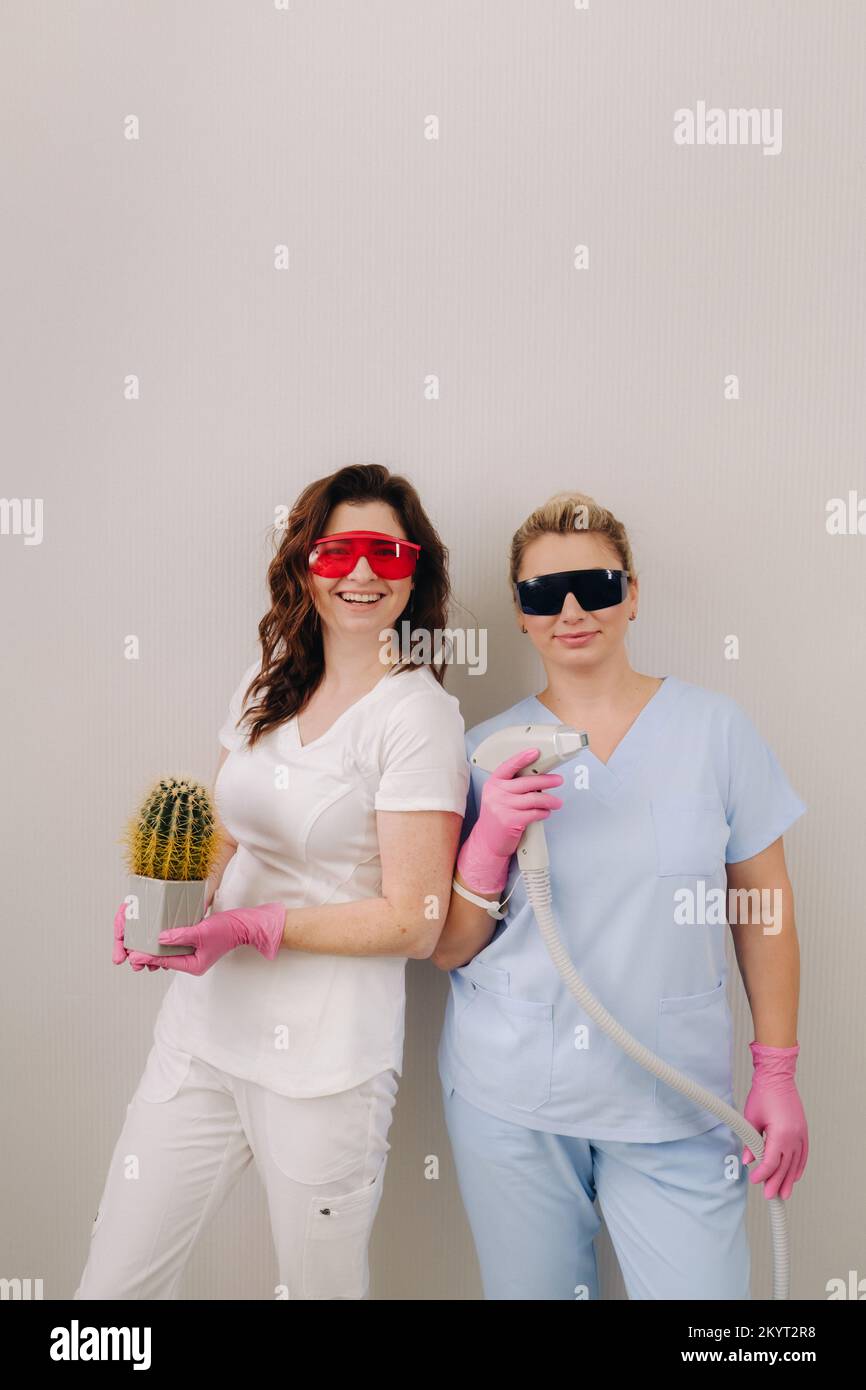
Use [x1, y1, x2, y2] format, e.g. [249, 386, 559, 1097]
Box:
[434, 491, 809, 1300]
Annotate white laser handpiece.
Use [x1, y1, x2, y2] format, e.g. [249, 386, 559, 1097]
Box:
[470, 720, 790, 1300]
[471, 723, 588, 872]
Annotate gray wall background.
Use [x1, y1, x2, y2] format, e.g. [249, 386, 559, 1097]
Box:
[2, 1, 864, 1300]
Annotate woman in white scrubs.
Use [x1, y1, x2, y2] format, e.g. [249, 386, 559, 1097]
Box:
[434, 491, 809, 1300]
[76, 464, 469, 1301]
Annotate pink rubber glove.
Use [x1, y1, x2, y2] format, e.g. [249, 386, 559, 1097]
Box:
[113, 901, 286, 976]
[113, 902, 134, 966]
[456, 748, 564, 894]
[741, 1042, 809, 1200]
[113, 899, 200, 972]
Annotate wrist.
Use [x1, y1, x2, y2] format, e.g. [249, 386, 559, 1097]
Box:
[260, 902, 287, 958]
[749, 1040, 800, 1080]
[452, 874, 508, 919]
[456, 839, 511, 896]
[750, 1041, 799, 1057]
[233, 903, 286, 960]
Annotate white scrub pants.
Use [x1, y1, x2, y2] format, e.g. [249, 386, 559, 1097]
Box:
[74, 1034, 399, 1300]
[443, 1084, 751, 1300]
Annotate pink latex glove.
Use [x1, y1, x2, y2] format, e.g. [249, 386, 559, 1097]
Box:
[741, 1042, 809, 1200]
[113, 899, 195, 972]
[113, 902, 135, 966]
[456, 748, 564, 894]
[113, 901, 286, 976]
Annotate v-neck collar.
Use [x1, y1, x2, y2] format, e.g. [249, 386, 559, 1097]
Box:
[528, 675, 683, 801]
[284, 667, 398, 754]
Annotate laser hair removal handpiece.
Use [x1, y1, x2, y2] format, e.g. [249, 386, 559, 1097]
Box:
[471, 723, 790, 1301]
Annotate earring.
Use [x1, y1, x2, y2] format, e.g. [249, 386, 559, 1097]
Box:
[629, 613, 636, 621]
[521, 625, 528, 633]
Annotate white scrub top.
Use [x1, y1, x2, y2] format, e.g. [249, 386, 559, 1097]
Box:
[438, 675, 807, 1143]
[154, 659, 469, 1097]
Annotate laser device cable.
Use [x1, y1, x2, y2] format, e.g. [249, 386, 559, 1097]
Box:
[470, 722, 789, 1301]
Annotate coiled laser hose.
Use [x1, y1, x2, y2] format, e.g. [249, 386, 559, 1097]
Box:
[522, 865, 789, 1300]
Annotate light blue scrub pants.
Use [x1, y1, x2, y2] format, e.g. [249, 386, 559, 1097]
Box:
[443, 1085, 751, 1300]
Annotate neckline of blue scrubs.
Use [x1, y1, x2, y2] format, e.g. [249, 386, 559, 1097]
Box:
[528, 675, 683, 804]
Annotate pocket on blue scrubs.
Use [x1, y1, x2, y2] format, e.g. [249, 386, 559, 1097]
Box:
[650, 793, 730, 875]
[653, 979, 734, 1117]
[453, 962, 554, 1113]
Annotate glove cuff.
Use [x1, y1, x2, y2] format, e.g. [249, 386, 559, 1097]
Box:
[456, 836, 511, 896]
[258, 902, 287, 959]
[749, 1040, 800, 1079]
[232, 902, 286, 960]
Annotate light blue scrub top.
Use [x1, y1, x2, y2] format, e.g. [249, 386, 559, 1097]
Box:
[438, 676, 807, 1143]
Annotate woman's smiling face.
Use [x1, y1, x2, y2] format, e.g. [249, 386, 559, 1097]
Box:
[515, 529, 637, 669]
[309, 500, 414, 642]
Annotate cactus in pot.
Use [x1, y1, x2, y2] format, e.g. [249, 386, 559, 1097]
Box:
[120, 775, 225, 957]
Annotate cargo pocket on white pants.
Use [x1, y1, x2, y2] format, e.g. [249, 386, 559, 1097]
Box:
[302, 1158, 387, 1300]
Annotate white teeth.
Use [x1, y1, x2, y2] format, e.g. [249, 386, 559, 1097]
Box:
[338, 593, 382, 603]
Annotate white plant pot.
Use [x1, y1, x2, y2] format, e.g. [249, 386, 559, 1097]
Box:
[124, 874, 205, 956]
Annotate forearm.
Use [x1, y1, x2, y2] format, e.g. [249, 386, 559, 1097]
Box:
[279, 893, 434, 960]
[430, 870, 498, 970]
[728, 878, 800, 1047]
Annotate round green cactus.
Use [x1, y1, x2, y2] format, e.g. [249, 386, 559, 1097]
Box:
[121, 775, 224, 882]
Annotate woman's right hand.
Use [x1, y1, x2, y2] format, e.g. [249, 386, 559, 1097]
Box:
[113, 899, 163, 971]
[114, 884, 218, 971]
[114, 899, 161, 971]
[456, 748, 564, 895]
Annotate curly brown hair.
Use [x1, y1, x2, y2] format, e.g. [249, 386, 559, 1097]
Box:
[237, 464, 452, 749]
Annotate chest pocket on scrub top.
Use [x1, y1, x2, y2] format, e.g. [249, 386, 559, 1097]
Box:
[650, 792, 730, 876]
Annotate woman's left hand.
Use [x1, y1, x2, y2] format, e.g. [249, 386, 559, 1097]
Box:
[127, 902, 287, 976]
[741, 1042, 809, 1200]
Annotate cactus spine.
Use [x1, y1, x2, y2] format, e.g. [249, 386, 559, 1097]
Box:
[122, 775, 223, 882]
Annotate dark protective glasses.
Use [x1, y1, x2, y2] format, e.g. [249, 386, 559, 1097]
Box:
[308, 530, 421, 579]
[514, 568, 630, 616]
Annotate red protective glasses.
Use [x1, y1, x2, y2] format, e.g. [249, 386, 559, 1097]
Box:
[308, 530, 421, 579]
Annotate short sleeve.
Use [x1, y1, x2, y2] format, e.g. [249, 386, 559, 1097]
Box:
[218, 660, 260, 752]
[374, 689, 471, 814]
[723, 702, 807, 863]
